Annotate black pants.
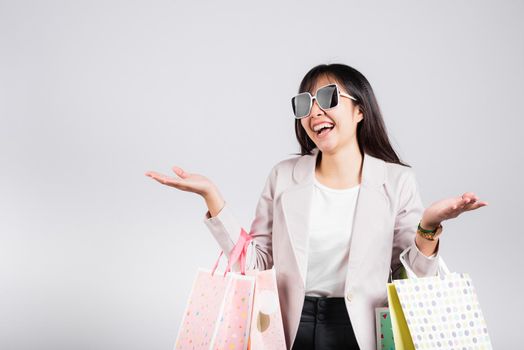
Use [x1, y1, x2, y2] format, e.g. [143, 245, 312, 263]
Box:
[291, 296, 360, 350]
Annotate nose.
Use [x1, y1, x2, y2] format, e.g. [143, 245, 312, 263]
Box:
[309, 98, 325, 118]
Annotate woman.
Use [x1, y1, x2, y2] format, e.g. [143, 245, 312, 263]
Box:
[145, 64, 487, 350]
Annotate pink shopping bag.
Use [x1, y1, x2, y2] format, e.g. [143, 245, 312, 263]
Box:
[246, 267, 287, 350]
[174, 228, 256, 350]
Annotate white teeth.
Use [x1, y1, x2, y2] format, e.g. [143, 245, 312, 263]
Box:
[313, 123, 334, 132]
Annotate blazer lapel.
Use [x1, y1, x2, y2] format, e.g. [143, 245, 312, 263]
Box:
[280, 147, 386, 288]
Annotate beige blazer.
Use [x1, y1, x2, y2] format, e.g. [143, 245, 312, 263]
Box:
[203, 147, 441, 350]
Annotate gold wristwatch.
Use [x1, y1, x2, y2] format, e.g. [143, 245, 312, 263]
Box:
[417, 221, 443, 241]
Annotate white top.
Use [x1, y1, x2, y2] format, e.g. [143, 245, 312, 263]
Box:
[305, 176, 361, 297]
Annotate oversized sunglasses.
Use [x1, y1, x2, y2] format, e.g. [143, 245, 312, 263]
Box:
[291, 83, 357, 119]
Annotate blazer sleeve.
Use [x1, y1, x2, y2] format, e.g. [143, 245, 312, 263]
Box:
[202, 165, 276, 272]
[391, 168, 441, 279]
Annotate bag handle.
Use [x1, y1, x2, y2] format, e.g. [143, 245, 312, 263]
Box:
[211, 228, 253, 277]
[398, 244, 451, 279]
[246, 239, 257, 270]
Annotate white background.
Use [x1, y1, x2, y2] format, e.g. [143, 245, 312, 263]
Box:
[1, 0, 522, 349]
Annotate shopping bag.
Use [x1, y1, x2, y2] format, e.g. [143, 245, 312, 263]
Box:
[387, 283, 413, 350]
[387, 246, 493, 350]
[220, 231, 286, 349]
[375, 267, 404, 350]
[174, 228, 256, 350]
[246, 267, 287, 350]
[173, 268, 228, 349]
[376, 307, 395, 350]
[209, 272, 256, 349]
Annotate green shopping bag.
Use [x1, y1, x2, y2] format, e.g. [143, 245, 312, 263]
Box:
[375, 306, 396, 350]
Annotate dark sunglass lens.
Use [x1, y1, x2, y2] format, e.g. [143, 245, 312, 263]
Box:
[292, 94, 311, 118]
[317, 85, 338, 109]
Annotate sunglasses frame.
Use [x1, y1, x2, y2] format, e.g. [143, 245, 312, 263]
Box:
[291, 83, 358, 119]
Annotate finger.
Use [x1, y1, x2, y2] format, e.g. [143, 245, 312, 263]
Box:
[462, 195, 482, 209]
[454, 197, 470, 209]
[462, 192, 476, 199]
[145, 171, 165, 179]
[147, 173, 164, 182]
[460, 193, 481, 207]
[462, 200, 478, 211]
[457, 198, 489, 213]
[461, 193, 477, 203]
[156, 174, 181, 186]
[145, 171, 161, 177]
[462, 193, 486, 206]
[146, 172, 181, 185]
[460, 194, 475, 207]
[451, 197, 469, 211]
[466, 201, 489, 210]
[172, 166, 190, 179]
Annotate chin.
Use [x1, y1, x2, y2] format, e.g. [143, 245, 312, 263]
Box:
[317, 143, 338, 153]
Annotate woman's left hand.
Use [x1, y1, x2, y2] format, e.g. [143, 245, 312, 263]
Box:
[421, 192, 489, 230]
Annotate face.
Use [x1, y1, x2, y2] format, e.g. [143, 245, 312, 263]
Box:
[299, 75, 363, 154]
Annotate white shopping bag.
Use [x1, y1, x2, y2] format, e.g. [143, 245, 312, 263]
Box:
[387, 246, 493, 349]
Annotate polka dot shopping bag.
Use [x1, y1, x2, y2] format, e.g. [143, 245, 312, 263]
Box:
[174, 228, 256, 350]
[387, 246, 493, 350]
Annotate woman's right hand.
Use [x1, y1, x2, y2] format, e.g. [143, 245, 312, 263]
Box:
[145, 166, 216, 198]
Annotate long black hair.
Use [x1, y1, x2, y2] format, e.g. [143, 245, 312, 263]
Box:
[292, 63, 410, 167]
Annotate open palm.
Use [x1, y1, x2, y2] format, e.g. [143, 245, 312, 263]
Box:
[145, 166, 214, 197]
[423, 192, 488, 227]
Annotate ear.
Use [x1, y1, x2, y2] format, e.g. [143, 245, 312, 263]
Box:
[354, 105, 364, 123]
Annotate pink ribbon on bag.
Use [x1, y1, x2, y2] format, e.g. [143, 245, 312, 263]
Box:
[211, 228, 254, 277]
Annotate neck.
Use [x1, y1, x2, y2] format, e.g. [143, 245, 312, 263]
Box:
[316, 142, 363, 186]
